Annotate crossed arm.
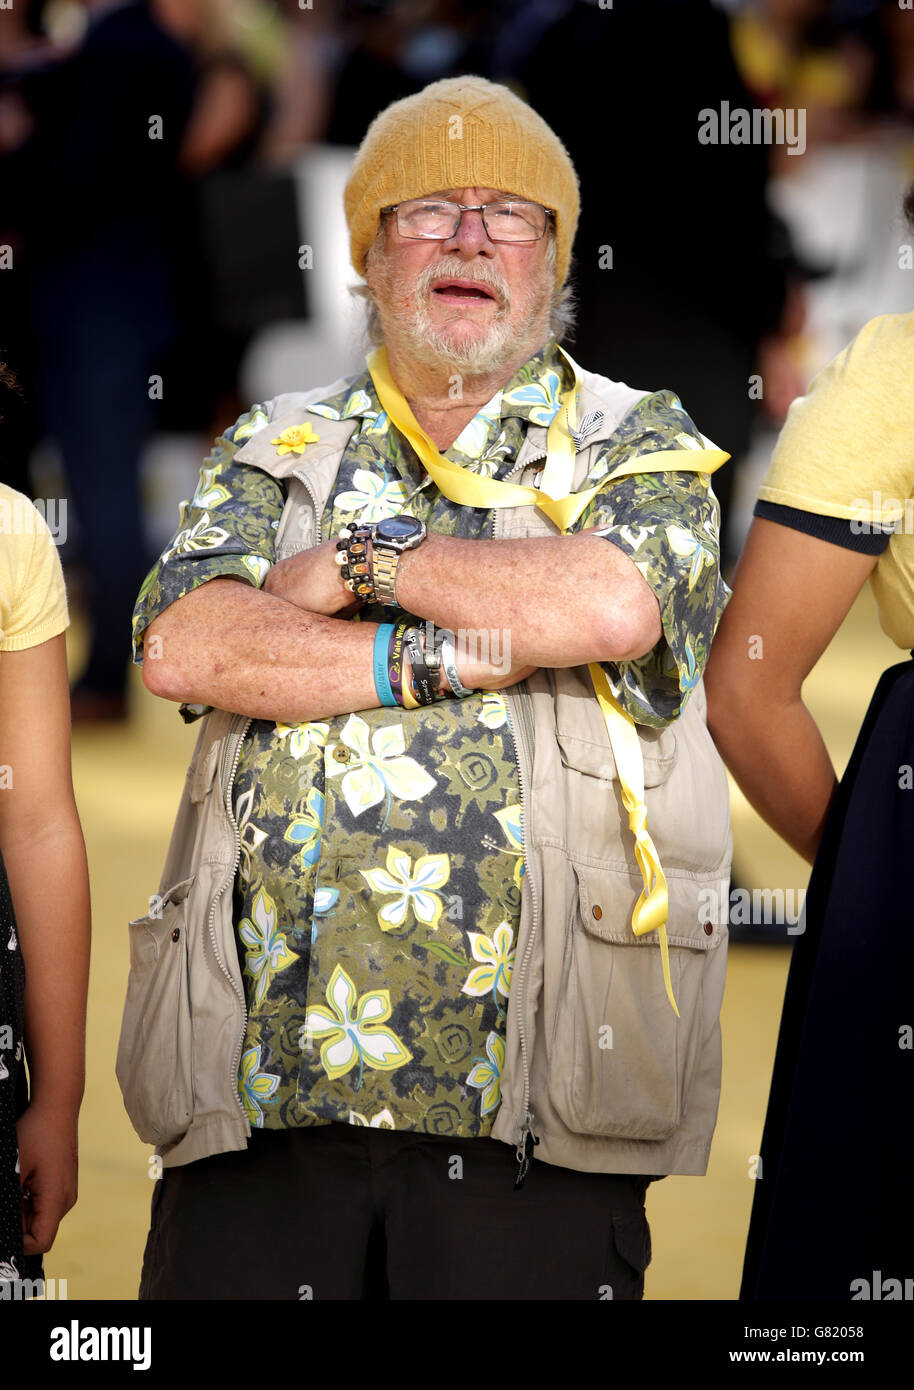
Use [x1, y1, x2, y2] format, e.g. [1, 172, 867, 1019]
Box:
[143, 529, 663, 723]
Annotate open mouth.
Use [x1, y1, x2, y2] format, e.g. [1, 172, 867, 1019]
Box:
[430, 279, 497, 303]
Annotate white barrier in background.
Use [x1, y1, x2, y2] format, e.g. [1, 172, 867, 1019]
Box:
[241, 145, 368, 400]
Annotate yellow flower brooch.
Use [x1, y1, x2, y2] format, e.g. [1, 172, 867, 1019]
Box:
[271, 423, 320, 456]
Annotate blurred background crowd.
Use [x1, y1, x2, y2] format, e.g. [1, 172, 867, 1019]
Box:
[2, 0, 914, 719]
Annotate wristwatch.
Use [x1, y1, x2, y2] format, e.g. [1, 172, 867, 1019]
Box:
[370, 515, 427, 607]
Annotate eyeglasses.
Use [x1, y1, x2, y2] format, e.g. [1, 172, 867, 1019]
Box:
[381, 198, 554, 243]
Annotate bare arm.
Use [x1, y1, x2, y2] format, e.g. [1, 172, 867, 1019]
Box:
[0, 633, 90, 1254]
[178, 66, 260, 178]
[142, 574, 537, 719]
[704, 518, 878, 863]
[263, 528, 663, 669]
[144, 577, 384, 720]
[144, 514, 663, 719]
[396, 530, 662, 663]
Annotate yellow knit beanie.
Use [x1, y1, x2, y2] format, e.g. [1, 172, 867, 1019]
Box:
[344, 76, 580, 286]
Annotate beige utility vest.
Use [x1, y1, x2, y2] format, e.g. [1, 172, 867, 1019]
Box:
[117, 365, 732, 1177]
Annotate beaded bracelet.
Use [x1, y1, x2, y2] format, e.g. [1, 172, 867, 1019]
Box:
[335, 525, 376, 601]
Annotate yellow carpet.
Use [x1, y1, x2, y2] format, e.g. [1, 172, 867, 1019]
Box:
[45, 582, 900, 1299]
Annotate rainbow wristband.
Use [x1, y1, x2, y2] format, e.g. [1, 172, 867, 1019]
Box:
[373, 623, 397, 707]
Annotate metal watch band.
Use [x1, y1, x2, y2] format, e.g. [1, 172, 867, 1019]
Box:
[370, 517, 427, 607]
[372, 544, 401, 607]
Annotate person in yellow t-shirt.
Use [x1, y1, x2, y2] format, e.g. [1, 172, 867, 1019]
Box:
[705, 253, 914, 1296]
[0, 481, 90, 1289]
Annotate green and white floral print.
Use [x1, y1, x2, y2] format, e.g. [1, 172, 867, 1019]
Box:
[132, 336, 730, 1135]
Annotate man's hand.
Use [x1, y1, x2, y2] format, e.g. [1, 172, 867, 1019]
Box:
[263, 539, 364, 618]
[17, 1100, 79, 1256]
[395, 528, 663, 667]
[262, 542, 537, 691]
[456, 646, 538, 693]
[262, 541, 537, 693]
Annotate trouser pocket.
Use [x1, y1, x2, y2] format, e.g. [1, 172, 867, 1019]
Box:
[606, 1206, 652, 1300]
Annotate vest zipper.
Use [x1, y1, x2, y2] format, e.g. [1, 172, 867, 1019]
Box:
[492, 452, 544, 1188]
[292, 468, 323, 544]
[209, 471, 319, 1131]
[212, 467, 320, 1126]
[501, 687, 541, 1189]
[209, 713, 253, 1127]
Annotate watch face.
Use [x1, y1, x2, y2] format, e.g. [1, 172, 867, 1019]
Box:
[377, 517, 421, 540]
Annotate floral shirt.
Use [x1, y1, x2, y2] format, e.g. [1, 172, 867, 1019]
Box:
[132, 336, 729, 1137]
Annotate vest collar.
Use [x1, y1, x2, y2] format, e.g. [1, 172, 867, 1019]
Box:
[232, 365, 648, 498]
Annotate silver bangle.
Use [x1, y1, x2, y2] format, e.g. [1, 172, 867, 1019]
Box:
[440, 634, 472, 698]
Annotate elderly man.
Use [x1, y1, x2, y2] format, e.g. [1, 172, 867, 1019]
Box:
[122, 76, 732, 1301]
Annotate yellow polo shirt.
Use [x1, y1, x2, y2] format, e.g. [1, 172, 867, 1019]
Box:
[0, 483, 69, 651]
[757, 312, 914, 650]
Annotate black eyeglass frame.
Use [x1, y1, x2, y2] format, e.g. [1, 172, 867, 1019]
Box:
[379, 199, 556, 243]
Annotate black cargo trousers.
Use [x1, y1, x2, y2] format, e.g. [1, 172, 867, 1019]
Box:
[138, 1122, 655, 1300]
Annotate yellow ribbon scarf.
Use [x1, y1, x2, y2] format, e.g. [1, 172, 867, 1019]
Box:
[366, 344, 729, 1015]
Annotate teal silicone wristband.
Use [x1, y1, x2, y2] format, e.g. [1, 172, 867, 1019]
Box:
[373, 623, 397, 707]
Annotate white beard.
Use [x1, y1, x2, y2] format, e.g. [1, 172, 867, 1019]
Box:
[409, 301, 517, 375]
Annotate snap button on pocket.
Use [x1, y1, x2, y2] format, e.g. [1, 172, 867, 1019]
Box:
[592, 904, 603, 921]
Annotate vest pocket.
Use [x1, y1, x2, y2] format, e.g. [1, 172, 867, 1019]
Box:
[116, 877, 195, 1147]
[546, 858, 724, 1141]
[549, 664, 679, 788]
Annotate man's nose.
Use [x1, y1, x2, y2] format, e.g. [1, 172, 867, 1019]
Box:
[441, 208, 494, 257]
